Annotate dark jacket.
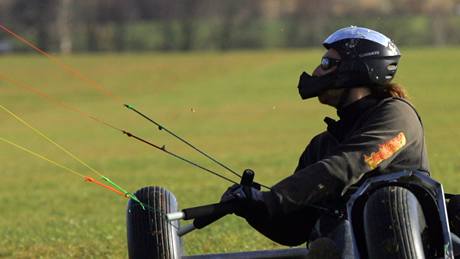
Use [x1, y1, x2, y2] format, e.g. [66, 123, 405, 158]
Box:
[248, 95, 429, 246]
[271, 95, 429, 215]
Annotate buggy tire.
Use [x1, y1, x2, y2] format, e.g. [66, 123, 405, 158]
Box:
[363, 186, 426, 259]
[127, 186, 182, 259]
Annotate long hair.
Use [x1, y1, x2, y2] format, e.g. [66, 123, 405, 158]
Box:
[371, 82, 409, 99]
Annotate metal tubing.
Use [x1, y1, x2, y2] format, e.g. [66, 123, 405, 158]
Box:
[178, 224, 196, 236]
[182, 248, 309, 258]
[167, 211, 185, 221]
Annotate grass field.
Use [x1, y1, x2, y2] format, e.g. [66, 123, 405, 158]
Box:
[1, 47, 460, 258]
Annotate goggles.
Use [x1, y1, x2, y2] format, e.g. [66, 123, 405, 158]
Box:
[320, 57, 341, 70]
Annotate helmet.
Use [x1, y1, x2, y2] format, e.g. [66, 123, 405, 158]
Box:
[297, 26, 401, 100]
[323, 26, 400, 86]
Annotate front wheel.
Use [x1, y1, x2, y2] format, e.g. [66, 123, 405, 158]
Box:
[363, 186, 427, 259]
[126, 186, 182, 259]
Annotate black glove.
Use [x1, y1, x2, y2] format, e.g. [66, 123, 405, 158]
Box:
[220, 184, 280, 220]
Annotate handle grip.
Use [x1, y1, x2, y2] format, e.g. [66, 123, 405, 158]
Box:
[241, 169, 254, 186]
[182, 201, 236, 220]
[179, 168, 256, 229]
[181, 201, 239, 229]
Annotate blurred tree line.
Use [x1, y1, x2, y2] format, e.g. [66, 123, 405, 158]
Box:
[0, 0, 460, 53]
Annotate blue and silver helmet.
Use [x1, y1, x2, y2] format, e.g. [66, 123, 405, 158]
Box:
[323, 26, 400, 86]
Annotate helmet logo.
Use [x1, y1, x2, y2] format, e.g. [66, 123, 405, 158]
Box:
[359, 51, 380, 58]
[345, 39, 359, 49]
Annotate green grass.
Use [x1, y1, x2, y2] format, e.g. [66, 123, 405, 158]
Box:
[1, 48, 460, 258]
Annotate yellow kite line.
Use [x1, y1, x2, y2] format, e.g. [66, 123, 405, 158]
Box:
[0, 136, 132, 198]
[0, 104, 146, 206]
[0, 103, 104, 178]
[0, 137, 84, 178]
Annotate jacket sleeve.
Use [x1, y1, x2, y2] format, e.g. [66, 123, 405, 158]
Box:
[293, 134, 324, 173]
[271, 100, 423, 215]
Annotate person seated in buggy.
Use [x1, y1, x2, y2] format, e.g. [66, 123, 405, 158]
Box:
[220, 26, 460, 258]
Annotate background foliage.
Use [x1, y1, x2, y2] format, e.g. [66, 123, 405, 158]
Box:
[1, 0, 460, 53]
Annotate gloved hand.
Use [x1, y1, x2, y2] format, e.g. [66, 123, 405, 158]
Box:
[220, 184, 280, 220]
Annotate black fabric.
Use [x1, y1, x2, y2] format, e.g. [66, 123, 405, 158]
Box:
[297, 64, 378, 100]
[220, 184, 282, 221]
[326, 94, 380, 142]
[241, 96, 429, 245]
[447, 195, 460, 237]
[297, 71, 337, 100]
[274, 97, 429, 215]
[246, 205, 320, 246]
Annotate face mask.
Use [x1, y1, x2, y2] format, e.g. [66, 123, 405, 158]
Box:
[297, 71, 337, 100]
[297, 65, 374, 100]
